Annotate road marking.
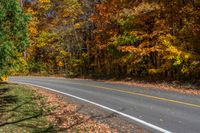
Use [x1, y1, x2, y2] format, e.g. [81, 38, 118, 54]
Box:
[87, 84, 200, 108]
[13, 81, 172, 133]
[46, 81, 200, 108]
[11, 77, 200, 108]
[13, 78, 200, 108]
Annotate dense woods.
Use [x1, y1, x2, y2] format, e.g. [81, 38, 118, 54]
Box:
[1, 0, 200, 81]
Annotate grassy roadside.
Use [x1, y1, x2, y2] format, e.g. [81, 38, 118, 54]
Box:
[0, 83, 54, 133]
[0, 83, 118, 133]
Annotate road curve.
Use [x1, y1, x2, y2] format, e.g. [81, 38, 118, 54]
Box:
[9, 76, 200, 133]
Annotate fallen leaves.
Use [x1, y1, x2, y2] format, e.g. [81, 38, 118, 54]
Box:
[32, 87, 116, 132]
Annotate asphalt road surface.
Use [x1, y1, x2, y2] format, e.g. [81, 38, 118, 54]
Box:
[9, 76, 200, 133]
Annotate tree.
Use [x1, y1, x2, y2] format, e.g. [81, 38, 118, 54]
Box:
[0, 0, 29, 81]
[23, 0, 84, 74]
[89, 0, 200, 80]
[19, 0, 200, 81]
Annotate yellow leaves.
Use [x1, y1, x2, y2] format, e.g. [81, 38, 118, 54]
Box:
[26, 8, 37, 15]
[148, 62, 172, 74]
[148, 69, 161, 74]
[56, 0, 83, 19]
[27, 8, 39, 36]
[168, 45, 182, 56]
[56, 50, 70, 67]
[37, 42, 47, 47]
[159, 34, 192, 60]
[184, 54, 190, 59]
[73, 23, 81, 29]
[39, 0, 51, 3]
[160, 34, 174, 46]
[60, 50, 69, 57]
[119, 45, 160, 56]
[29, 27, 38, 35]
[0, 76, 8, 81]
[57, 61, 64, 67]
[62, 8, 71, 18]
[29, 20, 38, 35]
[37, 0, 52, 11]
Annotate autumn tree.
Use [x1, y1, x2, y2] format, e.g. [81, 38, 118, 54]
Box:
[20, 0, 200, 81]
[89, 0, 200, 80]
[24, 0, 83, 74]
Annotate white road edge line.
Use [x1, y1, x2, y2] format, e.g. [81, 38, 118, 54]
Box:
[12, 81, 172, 133]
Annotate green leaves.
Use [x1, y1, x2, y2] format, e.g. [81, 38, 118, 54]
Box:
[111, 33, 140, 47]
[0, 0, 29, 76]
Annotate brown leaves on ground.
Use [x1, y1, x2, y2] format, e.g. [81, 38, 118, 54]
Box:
[31, 87, 117, 133]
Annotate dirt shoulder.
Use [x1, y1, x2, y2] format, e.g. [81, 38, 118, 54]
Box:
[32, 86, 150, 133]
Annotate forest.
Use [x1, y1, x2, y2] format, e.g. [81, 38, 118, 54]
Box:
[1, 0, 200, 82]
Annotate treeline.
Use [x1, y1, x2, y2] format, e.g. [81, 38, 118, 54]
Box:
[20, 0, 200, 81]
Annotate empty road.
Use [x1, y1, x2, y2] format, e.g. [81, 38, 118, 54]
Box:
[9, 76, 200, 133]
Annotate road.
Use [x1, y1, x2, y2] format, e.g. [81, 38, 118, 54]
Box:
[9, 76, 200, 133]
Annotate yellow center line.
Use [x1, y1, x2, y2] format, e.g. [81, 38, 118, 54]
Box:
[70, 82, 200, 108]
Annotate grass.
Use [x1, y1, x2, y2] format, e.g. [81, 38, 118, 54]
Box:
[0, 83, 126, 133]
[0, 83, 55, 133]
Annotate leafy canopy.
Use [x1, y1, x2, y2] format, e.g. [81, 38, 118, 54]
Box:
[0, 0, 29, 76]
